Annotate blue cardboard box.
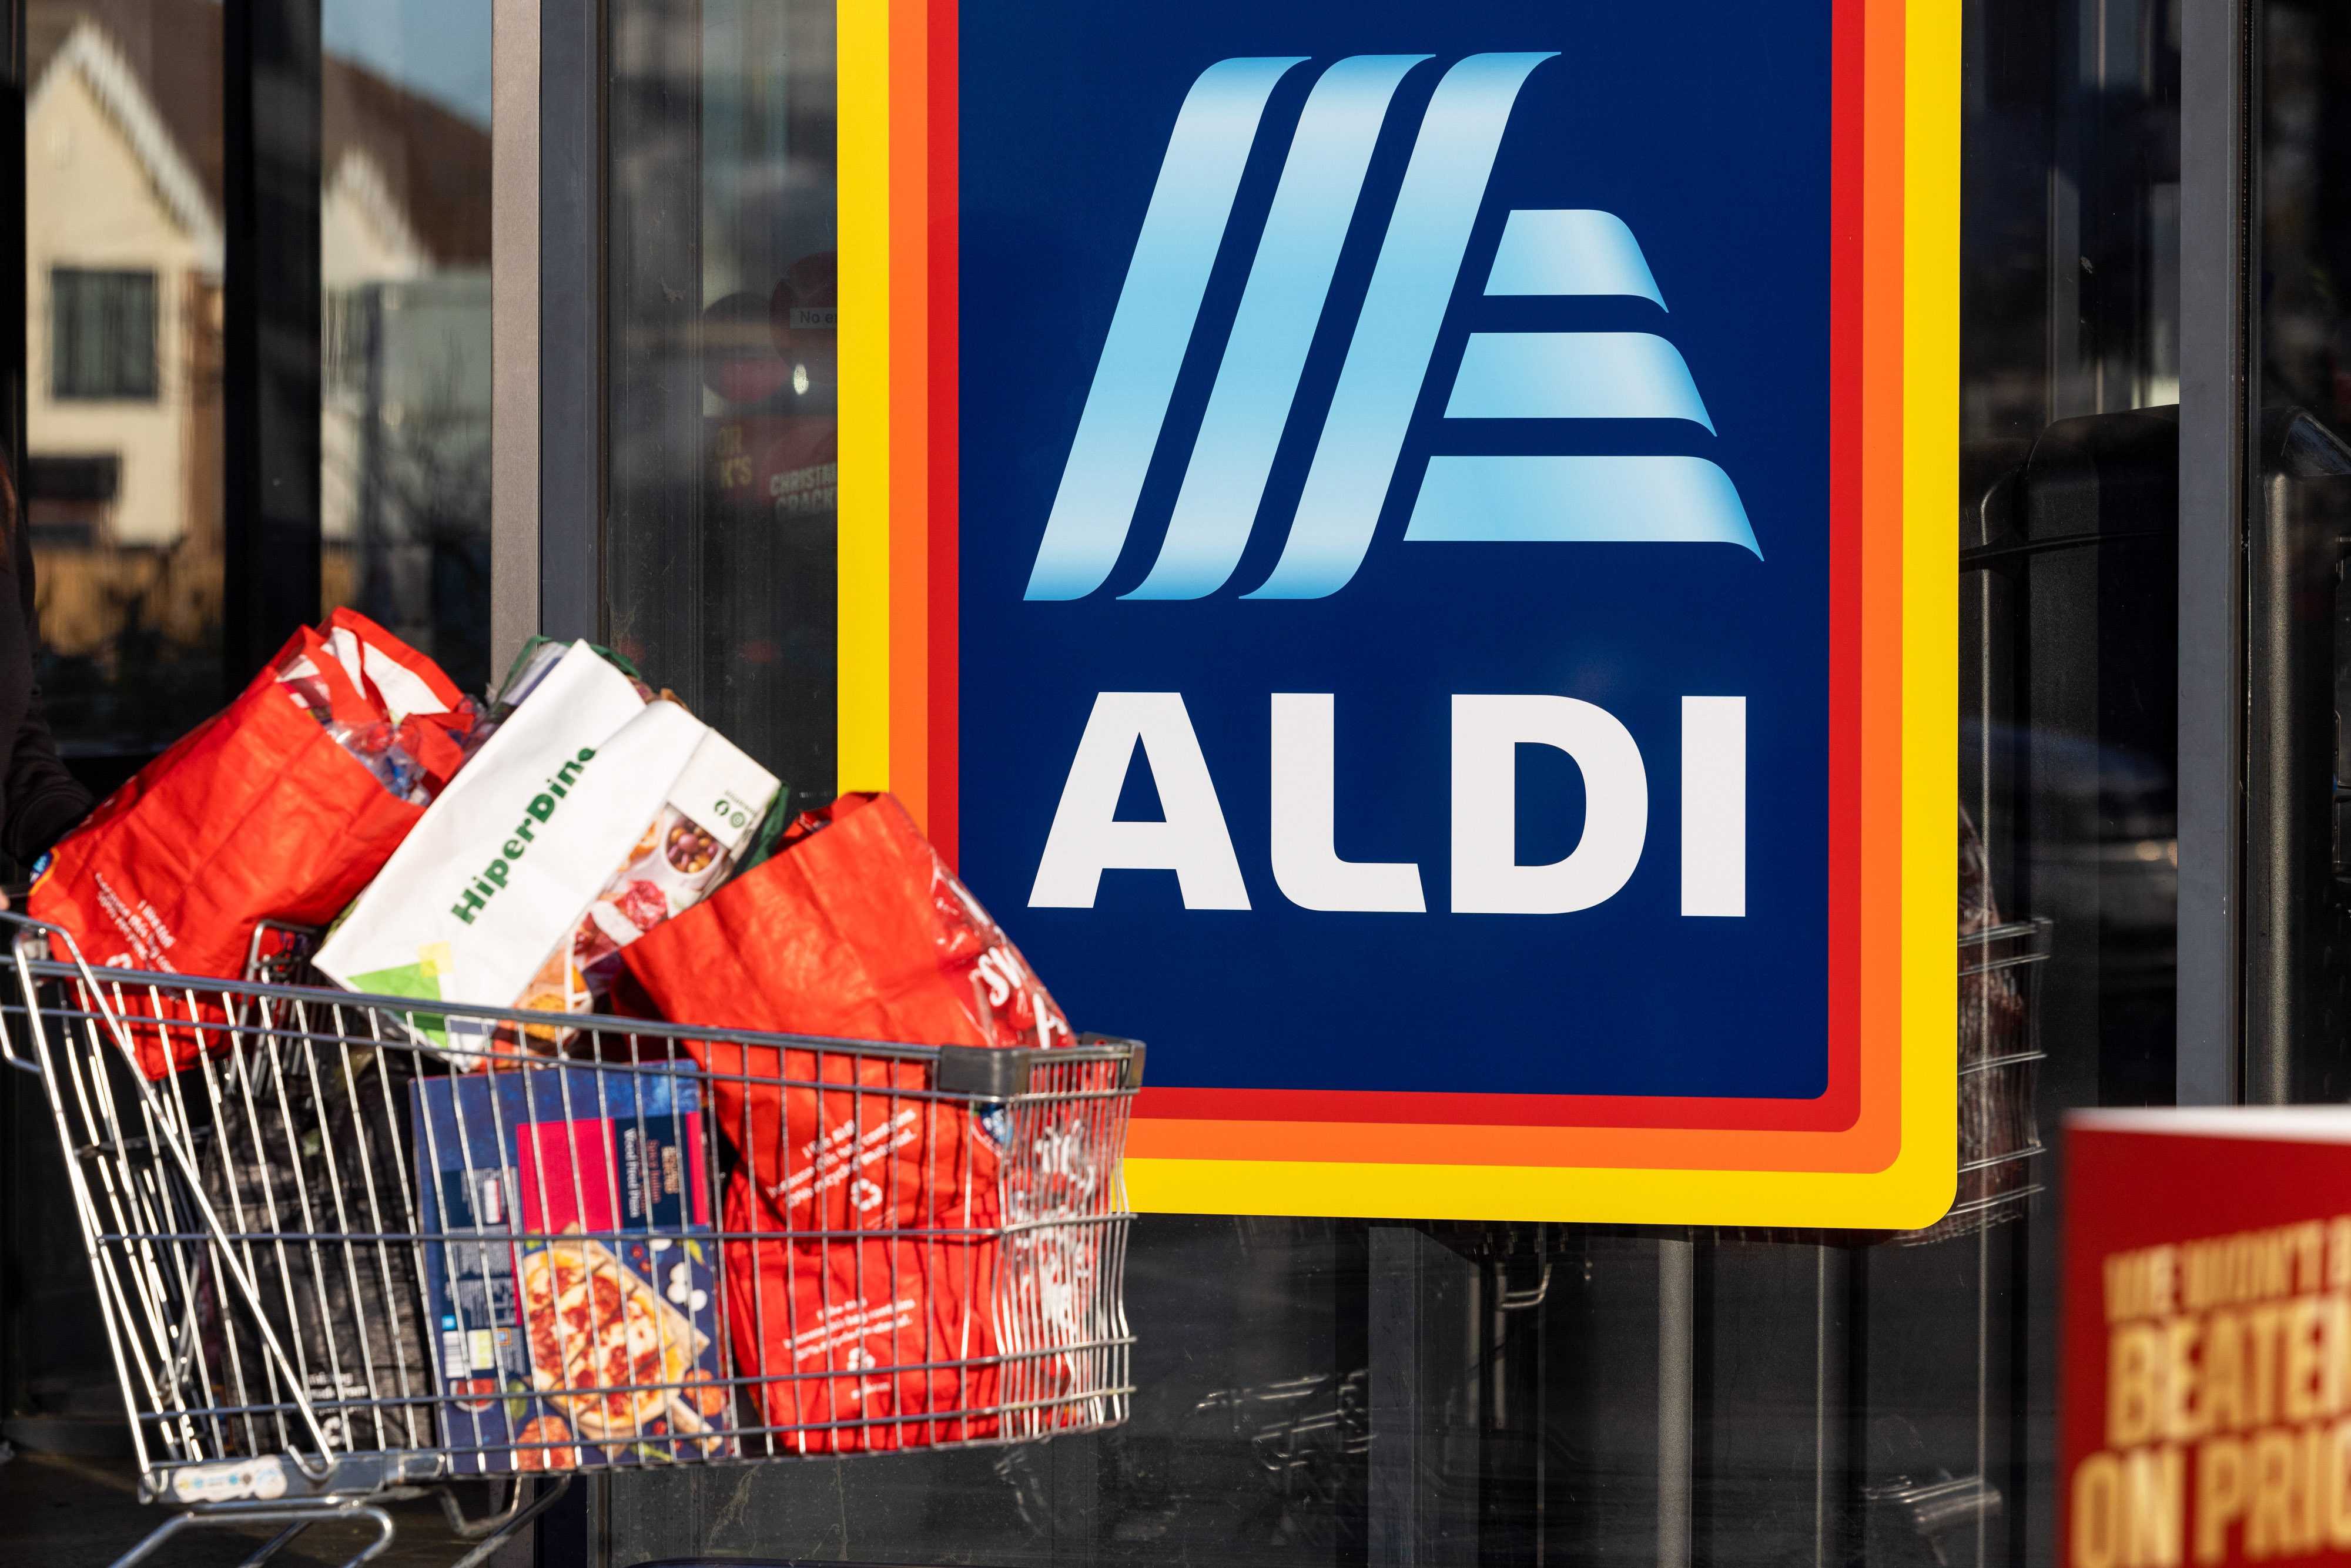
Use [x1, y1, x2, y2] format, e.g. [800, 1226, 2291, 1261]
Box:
[410, 1065, 734, 1472]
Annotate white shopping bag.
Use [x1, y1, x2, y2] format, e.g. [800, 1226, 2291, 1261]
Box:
[511, 724, 782, 1044]
[314, 641, 699, 1054]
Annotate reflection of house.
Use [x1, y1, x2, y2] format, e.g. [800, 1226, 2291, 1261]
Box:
[22, 1, 491, 672]
[321, 43, 494, 686]
[25, 8, 223, 656]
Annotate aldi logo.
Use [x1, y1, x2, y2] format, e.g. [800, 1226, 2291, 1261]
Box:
[1022, 56, 1763, 926]
[1028, 53, 1758, 606]
[842, 0, 1957, 1225]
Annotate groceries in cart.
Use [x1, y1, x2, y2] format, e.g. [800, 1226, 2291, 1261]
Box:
[413, 1064, 734, 1472]
[5, 624, 1130, 1516]
[9, 944, 1134, 1543]
[312, 641, 780, 1061]
[28, 608, 479, 1077]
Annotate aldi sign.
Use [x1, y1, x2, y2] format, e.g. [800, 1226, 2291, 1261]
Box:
[832, 0, 1958, 1225]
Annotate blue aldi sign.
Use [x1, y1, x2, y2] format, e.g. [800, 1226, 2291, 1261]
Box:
[892, 0, 1958, 1223]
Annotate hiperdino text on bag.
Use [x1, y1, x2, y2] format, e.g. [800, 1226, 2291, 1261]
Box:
[314, 642, 697, 1051]
[446, 746, 603, 927]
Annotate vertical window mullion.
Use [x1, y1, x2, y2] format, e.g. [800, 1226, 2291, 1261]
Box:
[222, 0, 323, 691]
[2179, 0, 2255, 1105]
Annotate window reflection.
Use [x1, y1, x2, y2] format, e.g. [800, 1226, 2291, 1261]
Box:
[25, 1, 226, 797]
[51, 269, 160, 401]
[2242, 0, 2351, 1102]
[319, 0, 495, 697]
[588, 0, 2185, 1563]
[607, 0, 839, 800]
[11, 0, 226, 1439]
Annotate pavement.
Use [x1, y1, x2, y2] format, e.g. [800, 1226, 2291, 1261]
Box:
[0, 1448, 533, 1568]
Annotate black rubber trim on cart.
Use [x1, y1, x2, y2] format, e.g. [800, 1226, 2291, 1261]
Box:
[935, 1044, 1027, 1098]
[933, 1037, 1146, 1097]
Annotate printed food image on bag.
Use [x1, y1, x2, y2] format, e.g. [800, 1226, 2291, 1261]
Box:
[411, 1065, 733, 1473]
[507, 731, 781, 1052]
[29, 609, 476, 1077]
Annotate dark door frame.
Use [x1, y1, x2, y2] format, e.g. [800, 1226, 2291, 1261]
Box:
[2179, 0, 2256, 1106]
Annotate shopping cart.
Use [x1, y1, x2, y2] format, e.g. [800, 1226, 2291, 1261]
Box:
[0, 913, 1140, 1568]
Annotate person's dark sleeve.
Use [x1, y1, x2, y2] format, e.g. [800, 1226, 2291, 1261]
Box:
[1, 491, 92, 865]
[3, 685, 90, 863]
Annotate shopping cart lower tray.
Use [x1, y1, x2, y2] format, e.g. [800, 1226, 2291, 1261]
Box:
[0, 914, 1140, 1568]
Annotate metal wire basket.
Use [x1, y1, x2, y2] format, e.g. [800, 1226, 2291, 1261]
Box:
[1, 913, 1138, 1567]
[1894, 916, 2053, 1246]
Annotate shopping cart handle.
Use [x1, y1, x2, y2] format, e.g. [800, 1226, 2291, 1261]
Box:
[933, 1037, 1147, 1098]
[1089, 1035, 1147, 1089]
[935, 1044, 1025, 1098]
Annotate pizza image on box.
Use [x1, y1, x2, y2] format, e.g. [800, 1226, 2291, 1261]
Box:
[520, 1229, 721, 1452]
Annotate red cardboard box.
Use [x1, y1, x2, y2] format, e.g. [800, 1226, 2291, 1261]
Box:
[2063, 1109, 2351, 1568]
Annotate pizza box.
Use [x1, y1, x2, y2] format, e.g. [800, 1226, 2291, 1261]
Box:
[410, 1064, 735, 1473]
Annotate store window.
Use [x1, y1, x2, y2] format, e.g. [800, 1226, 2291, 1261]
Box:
[580, 2, 2182, 1566]
[18, 0, 495, 832]
[0, 0, 2205, 1555]
[5, 0, 498, 1471]
[49, 267, 157, 400]
[2241, 0, 2351, 1105]
[9, 0, 227, 1450]
[606, 0, 839, 802]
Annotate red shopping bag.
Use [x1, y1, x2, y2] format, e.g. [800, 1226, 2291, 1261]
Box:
[682, 1039, 1007, 1234]
[617, 790, 1071, 1234]
[721, 1177, 1000, 1455]
[617, 792, 1077, 1446]
[29, 610, 468, 1077]
[621, 793, 1070, 1052]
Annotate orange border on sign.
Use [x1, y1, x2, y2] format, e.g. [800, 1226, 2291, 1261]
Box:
[839, 0, 1960, 1227]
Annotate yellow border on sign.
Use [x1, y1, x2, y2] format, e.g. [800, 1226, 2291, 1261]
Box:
[838, 0, 893, 795]
[1120, 0, 1962, 1229]
[1896, 0, 1964, 1229]
[843, 0, 1962, 1228]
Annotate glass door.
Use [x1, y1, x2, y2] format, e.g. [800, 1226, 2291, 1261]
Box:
[578, 1, 2185, 1563]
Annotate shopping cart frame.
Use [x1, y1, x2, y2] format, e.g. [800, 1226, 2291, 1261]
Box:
[0, 912, 1140, 1568]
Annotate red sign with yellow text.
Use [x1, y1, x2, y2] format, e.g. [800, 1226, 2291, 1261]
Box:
[2064, 1110, 2351, 1568]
